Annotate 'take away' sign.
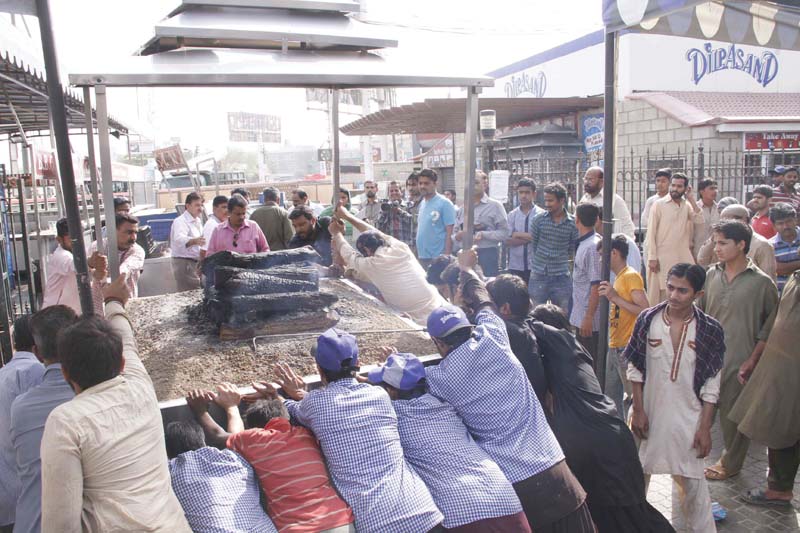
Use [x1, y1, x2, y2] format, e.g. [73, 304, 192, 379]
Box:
[686, 42, 778, 88]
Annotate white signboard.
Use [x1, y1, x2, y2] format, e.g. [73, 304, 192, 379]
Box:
[486, 33, 800, 100]
[489, 170, 509, 203]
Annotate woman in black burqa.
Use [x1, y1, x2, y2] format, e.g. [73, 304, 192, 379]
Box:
[526, 303, 675, 533]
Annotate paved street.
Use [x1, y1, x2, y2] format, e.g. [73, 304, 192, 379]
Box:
[647, 421, 800, 532]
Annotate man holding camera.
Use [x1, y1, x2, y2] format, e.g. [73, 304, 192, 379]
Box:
[376, 181, 415, 247]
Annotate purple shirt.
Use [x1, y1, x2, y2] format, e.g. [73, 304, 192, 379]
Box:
[206, 219, 269, 256]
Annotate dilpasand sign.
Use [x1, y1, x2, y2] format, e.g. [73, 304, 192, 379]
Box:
[504, 70, 547, 98]
[687, 43, 779, 88]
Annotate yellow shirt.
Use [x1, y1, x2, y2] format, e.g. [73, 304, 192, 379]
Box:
[609, 265, 645, 348]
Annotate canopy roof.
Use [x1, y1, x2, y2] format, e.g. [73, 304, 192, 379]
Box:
[340, 97, 603, 135]
[69, 0, 490, 90]
[138, 3, 394, 56]
[628, 91, 800, 127]
[69, 48, 493, 89]
[0, 15, 128, 138]
[603, 0, 800, 51]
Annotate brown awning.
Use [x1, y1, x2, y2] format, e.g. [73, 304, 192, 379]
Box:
[340, 96, 603, 136]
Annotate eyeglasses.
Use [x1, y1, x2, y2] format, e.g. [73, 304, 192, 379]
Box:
[233, 233, 239, 247]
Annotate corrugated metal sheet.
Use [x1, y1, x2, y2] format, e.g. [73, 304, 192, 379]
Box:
[341, 97, 604, 135]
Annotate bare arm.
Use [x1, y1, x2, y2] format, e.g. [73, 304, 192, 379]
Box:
[610, 287, 649, 317]
[580, 284, 600, 337]
[776, 259, 800, 276]
[630, 381, 648, 440]
[693, 401, 716, 458]
[186, 389, 231, 448]
[444, 224, 454, 255]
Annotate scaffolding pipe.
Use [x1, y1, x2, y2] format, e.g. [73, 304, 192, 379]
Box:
[83, 87, 104, 245]
[331, 88, 340, 206]
[94, 86, 120, 279]
[462, 87, 480, 249]
[35, 0, 94, 315]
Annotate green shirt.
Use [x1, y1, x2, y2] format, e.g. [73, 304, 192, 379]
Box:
[698, 260, 779, 386]
[250, 204, 294, 251]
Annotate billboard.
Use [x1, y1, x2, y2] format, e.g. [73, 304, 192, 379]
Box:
[227, 112, 281, 143]
[154, 145, 187, 172]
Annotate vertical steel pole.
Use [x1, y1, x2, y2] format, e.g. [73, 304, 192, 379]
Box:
[95, 86, 120, 279]
[462, 87, 480, 249]
[82, 87, 104, 245]
[16, 174, 35, 311]
[331, 89, 340, 205]
[22, 145, 41, 312]
[35, 0, 94, 315]
[597, 30, 617, 392]
[47, 117, 65, 217]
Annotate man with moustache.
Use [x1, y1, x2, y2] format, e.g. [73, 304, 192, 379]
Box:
[580, 166, 635, 238]
[644, 173, 702, 304]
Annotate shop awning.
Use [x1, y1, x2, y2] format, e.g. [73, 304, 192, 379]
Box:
[0, 15, 129, 138]
[628, 91, 800, 127]
[340, 96, 603, 136]
[602, 0, 800, 51]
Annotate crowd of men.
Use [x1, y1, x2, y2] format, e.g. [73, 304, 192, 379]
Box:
[2, 164, 799, 532]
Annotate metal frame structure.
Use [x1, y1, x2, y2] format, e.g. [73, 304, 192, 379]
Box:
[65, 0, 493, 287]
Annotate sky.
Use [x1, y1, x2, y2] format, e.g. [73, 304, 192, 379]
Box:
[15, 0, 603, 155]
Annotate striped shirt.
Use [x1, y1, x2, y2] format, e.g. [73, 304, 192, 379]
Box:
[169, 447, 277, 533]
[285, 380, 442, 533]
[393, 393, 523, 528]
[227, 418, 353, 533]
[529, 209, 579, 276]
[770, 186, 800, 210]
[507, 205, 543, 271]
[769, 231, 800, 292]
[425, 309, 565, 483]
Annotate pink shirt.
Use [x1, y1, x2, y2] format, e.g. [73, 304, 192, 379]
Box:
[206, 219, 269, 256]
[42, 246, 81, 314]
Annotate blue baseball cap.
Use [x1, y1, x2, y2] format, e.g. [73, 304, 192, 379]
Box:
[368, 353, 425, 391]
[314, 328, 359, 372]
[426, 305, 472, 338]
[773, 165, 787, 175]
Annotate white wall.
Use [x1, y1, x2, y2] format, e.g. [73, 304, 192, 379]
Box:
[486, 33, 800, 100]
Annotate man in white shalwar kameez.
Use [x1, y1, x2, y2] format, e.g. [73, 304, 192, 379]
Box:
[623, 263, 725, 533]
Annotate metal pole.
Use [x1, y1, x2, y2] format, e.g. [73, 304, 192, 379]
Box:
[462, 87, 479, 249]
[35, 0, 94, 316]
[597, 30, 617, 391]
[83, 87, 104, 245]
[47, 117, 64, 217]
[95, 86, 120, 279]
[331, 88, 340, 205]
[4, 178, 25, 313]
[16, 175, 35, 311]
[21, 147, 40, 309]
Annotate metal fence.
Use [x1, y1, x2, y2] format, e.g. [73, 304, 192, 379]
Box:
[492, 144, 799, 230]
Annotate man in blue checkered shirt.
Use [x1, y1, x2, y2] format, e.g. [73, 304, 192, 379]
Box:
[368, 352, 531, 532]
[165, 419, 277, 533]
[278, 329, 444, 533]
[425, 249, 596, 532]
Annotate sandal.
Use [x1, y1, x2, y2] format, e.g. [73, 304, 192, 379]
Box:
[742, 488, 793, 507]
[704, 464, 736, 481]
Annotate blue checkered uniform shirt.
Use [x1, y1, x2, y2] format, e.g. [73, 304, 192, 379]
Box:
[426, 308, 564, 483]
[286, 379, 442, 533]
[169, 447, 277, 533]
[393, 393, 522, 528]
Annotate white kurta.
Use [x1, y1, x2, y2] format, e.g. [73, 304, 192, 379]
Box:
[628, 310, 721, 479]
